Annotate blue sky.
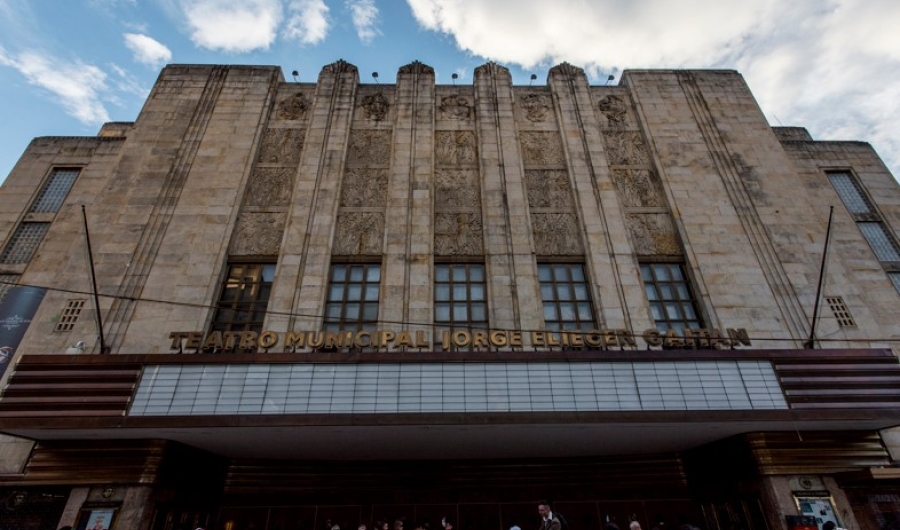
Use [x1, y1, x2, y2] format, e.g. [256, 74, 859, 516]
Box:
[2, 0, 900, 182]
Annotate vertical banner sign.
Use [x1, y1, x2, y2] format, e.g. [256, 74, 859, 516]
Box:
[0, 286, 47, 378]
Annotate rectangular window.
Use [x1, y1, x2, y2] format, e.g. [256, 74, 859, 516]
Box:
[858, 222, 900, 262]
[211, 262, 276, 333]
[827, 171, 872, 215]
[324, 263, 381, 332]
[434, 263, 488, 333]
[641, 262, 702, 333]
[538, 263, 596, 332]
[0, 223, 50, 264]
[31, 168, 80, 213]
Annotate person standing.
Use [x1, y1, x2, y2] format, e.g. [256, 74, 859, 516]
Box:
[538, 500, 561, 530]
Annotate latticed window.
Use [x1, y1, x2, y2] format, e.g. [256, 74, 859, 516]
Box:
[858, 222, 900, 262]
[0, 223, 50, 264]
[55, 299, 86, 332]
[538, 263, 596, 332]
[31, 168, 79, 213]
[641, 262, 702, 333]
[827, 171, 873, 215]
[211, 263, 276, 333]
[324, 263, 381, 332]
[434, 263, 487, 333]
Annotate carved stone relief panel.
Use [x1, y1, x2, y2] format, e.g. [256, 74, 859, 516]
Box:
[531, 213, 583, 255]
[435, 169, 479, 209]
[610, 169, 663, 207]
[434, 212, 484, 255]
[520, 132, 566, 167]
[360, 92, 390, 122]
[230, 212, 286, 255]
[333, 212, 385, 255]
[518, 93, 552, 122]
[435, 131, 478, 166]
[525, 170, 573, 208]
[340, 168, 388, 207]
[439, 95, 472, 121]
[347, 130, 392, 168]
[603, 131, 651, 166]
[277, 92, 312, 120]
[257, 128, 305, 165]
[625, 213, 681, 255]
[244, 168, 294, 207]
[597, 94, 628, 128]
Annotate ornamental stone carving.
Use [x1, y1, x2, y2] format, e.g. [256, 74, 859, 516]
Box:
[603, 130, 651, 166]
[340, 168, 388, 207]
[257, 128, 305, 165]
[597, 94, 627, 128]
[277, 92, 312, 120]
[610, 169, 663, 207]
[439, 95, 472, 121]
[435, 131, 478, 166]
[435, 169, 479, 209]
[525, 170, 573, 208]
[531, 213, 583, 255]
[434, 212, 484, 255]
[230, 212, 286, 255]
[347, 130, 392, 167]
[333, 213, 385, 255]
[244, 168, 294, 207]
[323, 59, 358, 75]
[625, 213, 681, 255]
[519, 93, 552, 122]
[520, 132, 566, 167]
[399, 61, 434, 75]
[360, 92, 390, 121]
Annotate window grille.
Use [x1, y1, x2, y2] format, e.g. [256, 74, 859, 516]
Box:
[827, 171, 872, 215]
[0, 223, 50, 264]
[641, 262, 703, 333]
[538, 263, 597, 332]
[324, 263, 381, 332]
[211, 262, 276, 333]
[55, 299, 86, 332]
[31, 168, 79, 213]
[858, 222, 900, 262]
[824, 296, 855, 327]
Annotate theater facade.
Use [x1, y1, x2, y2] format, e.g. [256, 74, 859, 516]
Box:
[1, 60, 900, 530]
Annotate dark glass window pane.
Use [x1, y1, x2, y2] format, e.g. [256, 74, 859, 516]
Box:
[435, 284, 451, 301]
[211, 262, 276, 334]
[324, 263, 381, 334]
[641, 262, 703, 333]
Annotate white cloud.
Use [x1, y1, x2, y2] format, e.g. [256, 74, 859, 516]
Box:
[181, 0, 283, 52]
[124, 33, 173, 68]
[346, 0, 380, 43]
[0, 47, 110, 124]
[405, 0, 900, 179]
[284, 0, 330, 45]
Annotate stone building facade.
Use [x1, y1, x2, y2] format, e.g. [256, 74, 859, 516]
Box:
[0, 61, 899, 530]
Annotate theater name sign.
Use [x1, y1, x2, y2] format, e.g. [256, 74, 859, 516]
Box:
[168, 327, 752, 354]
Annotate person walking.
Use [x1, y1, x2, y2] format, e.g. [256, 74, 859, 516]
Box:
[538, 500, 561, 530]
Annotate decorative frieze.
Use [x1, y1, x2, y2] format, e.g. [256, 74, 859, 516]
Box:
[610, 168, 663, 207]
[439, 95, 472, 121]
[525, 170, 573, 208]
[434, 212, 484, 255]
[347, 129, 392, 167]
[531, 213, 583, 255]
[333, 212, 385, 255]
[520, 131, 566, 167]
[244, 168, 294, 207]
[597, 94, 627, 128]
[257, 128, 305, 165]
[603, 130, 651, 166]
[340, 168, 388, 207]
[435, 131, 478, 166]
[625, 213, 681, 255]
[276, 92, 312, 121]
[230, 212, 286, 255]
[360, 92, 390, 122]
[519, 93, 552, 123]
[435, 169, 479, 209]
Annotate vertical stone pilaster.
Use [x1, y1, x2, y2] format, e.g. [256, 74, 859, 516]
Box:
[288, 61, 359, 330]
[474, 63, 541, 337]
[380, 62, 434, 341]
